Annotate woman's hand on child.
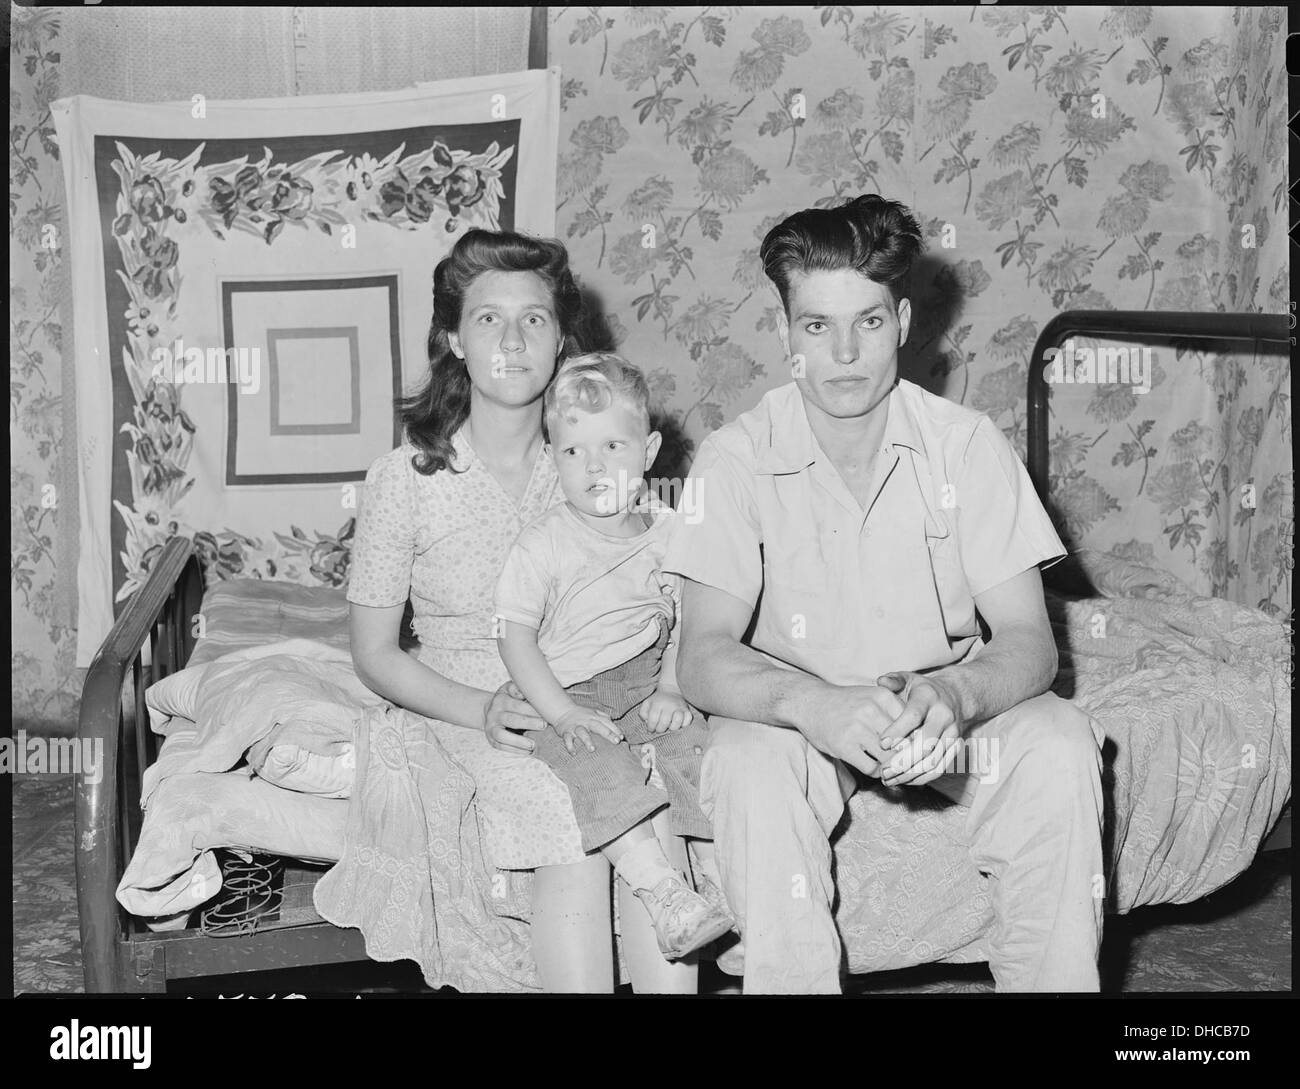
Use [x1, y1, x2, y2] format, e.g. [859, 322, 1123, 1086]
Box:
[553, 706, 623, 753]
[641, 690, 694, 734]
[483, 681, 548, 755]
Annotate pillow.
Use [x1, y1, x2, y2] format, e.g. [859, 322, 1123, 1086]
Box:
[145, 667, 208, 736]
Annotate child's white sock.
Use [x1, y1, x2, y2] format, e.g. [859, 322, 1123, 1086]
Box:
[612, 836, 681, 893]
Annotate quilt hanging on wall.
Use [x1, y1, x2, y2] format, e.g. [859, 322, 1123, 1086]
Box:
[54, 70, 561, 664]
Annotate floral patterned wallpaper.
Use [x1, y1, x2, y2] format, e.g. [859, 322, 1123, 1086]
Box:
[10, 5, 1291, 726]
[550, 5, 1291, 618]
[11, 5, 78, 726]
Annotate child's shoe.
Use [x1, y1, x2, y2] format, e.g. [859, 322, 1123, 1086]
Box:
[714, 936, 745, 978]
[695, 869, 730, 917]
[693, 869, 743, 970]
[635, 875, 735, 960]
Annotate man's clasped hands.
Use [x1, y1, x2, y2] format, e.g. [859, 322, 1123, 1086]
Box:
[799, 671, 968, 788]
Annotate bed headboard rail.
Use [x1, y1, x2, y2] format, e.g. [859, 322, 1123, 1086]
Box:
[1026, 310, 1291, 501]
[76, 535, 205, 991]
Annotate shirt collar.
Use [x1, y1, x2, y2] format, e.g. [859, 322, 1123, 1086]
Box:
[754, 380, 928, 475]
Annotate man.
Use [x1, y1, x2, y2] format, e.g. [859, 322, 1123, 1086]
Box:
[663, 193, 1105, 993]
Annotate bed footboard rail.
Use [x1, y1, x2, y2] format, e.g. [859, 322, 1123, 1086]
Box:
[76, 535, 205, 992]
[1027, 310, 1291, 501]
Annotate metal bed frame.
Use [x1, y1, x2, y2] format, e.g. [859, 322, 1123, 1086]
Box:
[1026, 309, 1290, 502]
[74, 309, 1289, 992]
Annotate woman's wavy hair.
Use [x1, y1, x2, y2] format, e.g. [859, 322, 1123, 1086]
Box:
[398, 228, 586, 475]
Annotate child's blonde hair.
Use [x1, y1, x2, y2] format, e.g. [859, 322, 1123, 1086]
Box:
[544, 351, 651, 437]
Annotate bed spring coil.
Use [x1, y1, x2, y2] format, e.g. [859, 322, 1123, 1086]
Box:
[199, 852, 285, 937]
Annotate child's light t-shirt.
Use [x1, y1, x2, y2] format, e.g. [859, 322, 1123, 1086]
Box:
[493, 500, 681, 687]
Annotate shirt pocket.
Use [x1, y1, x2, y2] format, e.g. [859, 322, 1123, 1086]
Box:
[923, 507, 955, 580]
[924, 508, 978, 639]
[760, 533, 841, 648]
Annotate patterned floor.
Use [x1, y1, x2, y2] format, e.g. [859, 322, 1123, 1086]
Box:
[13, 773, 1291, 994]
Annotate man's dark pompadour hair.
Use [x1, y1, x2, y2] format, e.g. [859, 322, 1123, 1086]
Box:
[760, 193, 924, 314]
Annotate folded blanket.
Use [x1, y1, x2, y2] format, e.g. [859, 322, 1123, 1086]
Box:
[140, 652, 381, 809]
[247, 733, 355, 798]
[117, 771, 348, 923]
[144, 637, 353, 736]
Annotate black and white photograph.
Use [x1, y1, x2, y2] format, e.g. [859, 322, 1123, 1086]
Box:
[8, 1, 1293, 1036]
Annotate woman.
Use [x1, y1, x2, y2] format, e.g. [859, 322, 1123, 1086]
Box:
[347, 228, 696, 993]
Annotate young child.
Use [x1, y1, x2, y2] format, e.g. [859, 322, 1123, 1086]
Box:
[494, 352, 732, 961]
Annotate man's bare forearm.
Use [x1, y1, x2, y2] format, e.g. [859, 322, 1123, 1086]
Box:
[677, 631, 830, 733]
[929, 623, 1057, 727]
[354, 645, 489, 730]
